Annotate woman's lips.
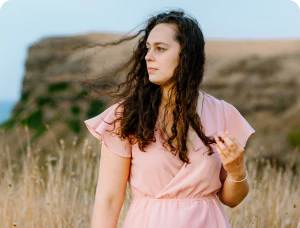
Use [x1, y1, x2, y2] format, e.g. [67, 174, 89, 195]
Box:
[148, 67, 157, 72]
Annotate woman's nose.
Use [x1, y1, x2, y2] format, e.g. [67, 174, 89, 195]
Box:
[145, 50, 154, 61]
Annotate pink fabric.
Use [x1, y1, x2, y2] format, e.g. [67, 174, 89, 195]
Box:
[84, 103, 132, 157]
[84, 91, 255, 228]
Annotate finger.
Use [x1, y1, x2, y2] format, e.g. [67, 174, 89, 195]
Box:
[214, 136, 230, 157]
[226, 133, 244, 153]
[215, 143, 227, 159]
[221, 132, 237, 154]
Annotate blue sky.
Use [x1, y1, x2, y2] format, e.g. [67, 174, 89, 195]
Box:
[0, 0, 300, 102]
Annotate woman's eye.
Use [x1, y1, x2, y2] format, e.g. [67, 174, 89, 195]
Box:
[145, 47, 164, 52]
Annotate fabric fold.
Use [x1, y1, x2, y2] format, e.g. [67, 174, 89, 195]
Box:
[84, 102, 132, 158]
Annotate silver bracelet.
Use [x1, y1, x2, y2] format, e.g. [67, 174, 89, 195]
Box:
[226, 170, 248, 183]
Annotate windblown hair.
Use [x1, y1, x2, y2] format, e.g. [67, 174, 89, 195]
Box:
[82, 8, 217, 164]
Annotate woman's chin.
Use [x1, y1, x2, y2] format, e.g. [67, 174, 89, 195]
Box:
[149, 77, 162, 85]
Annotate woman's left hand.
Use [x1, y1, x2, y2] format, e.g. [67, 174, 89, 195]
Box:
[214, 129, 246, 179]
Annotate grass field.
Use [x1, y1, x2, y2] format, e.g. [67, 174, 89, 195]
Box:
[0, 125, 299, 228]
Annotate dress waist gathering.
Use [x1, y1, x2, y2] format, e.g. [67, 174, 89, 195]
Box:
[132, 194, 217, 202]
[123, 194, 230, 228]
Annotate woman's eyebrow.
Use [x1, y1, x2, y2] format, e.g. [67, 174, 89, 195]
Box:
[146, 41, 169, 46]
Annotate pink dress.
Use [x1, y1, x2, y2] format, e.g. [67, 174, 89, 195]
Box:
[84, 91, 255, 228]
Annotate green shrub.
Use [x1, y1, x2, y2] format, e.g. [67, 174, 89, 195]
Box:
[287, 130, 300, 148]
[70, 105, 80, 116]
[21, 90, 31, 102]
[36, 96, 57, 107]
[31, 125, 47, 142]
[86, 100, 105, 119]
[14, 106, 25, 117]
[21, 109, 43, 129]
[48, 82, 69, 93]
[68, 118, 81, 134]
[77, 90, 88, 99]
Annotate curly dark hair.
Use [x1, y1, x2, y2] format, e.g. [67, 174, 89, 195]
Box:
[81, 8, 217, 164]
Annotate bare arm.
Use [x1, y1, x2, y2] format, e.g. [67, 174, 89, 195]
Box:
[91, 142, 131, 228]
[217, 166, 249, 208]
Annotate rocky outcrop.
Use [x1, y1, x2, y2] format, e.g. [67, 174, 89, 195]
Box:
[1, 33, 299, 166]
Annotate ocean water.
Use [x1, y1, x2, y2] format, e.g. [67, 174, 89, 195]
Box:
[0, 100, 17, 124]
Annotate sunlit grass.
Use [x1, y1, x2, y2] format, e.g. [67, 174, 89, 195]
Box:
[0, 125, 299, 227]
[224, 148, 300, 227]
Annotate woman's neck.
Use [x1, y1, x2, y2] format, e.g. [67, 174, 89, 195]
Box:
[160, 84, 175, 107]
[158, 86, 176, 132]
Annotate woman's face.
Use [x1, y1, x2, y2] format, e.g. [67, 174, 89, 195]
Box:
[145, 23, 181, 86]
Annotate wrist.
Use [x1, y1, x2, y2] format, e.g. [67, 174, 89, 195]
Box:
[227, 167, 247, 180]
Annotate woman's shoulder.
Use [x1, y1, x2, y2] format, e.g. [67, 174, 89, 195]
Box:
[201, 90, 226, 107]
[202, 90, 220, 100]
[201, 90, 242, 116]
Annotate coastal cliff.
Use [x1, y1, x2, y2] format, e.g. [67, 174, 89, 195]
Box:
[1, 33, 299, 165]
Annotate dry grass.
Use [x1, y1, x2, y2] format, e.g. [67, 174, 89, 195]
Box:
[0, 125, 299, 228]
[224, 148, 300, 228]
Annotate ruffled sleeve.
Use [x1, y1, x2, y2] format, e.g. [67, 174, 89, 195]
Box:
[221, 100, 255, 148]
[83, 103, 132, 158]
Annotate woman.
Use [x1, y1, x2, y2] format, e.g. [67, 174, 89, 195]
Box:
[84, 9, 255, 228]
